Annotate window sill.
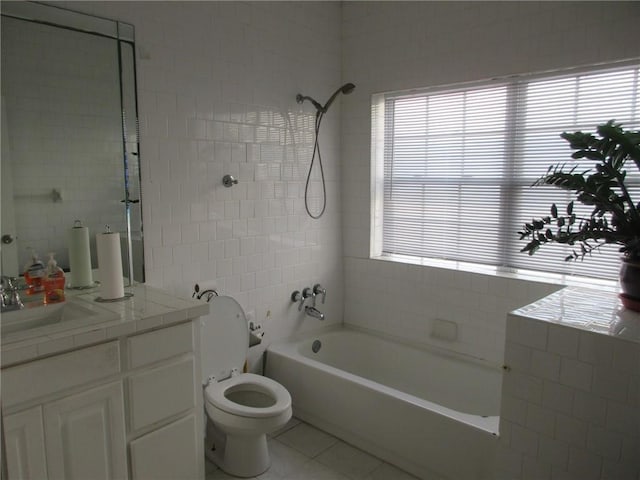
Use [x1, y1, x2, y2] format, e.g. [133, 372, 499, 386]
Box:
[370, 254, 619, 293]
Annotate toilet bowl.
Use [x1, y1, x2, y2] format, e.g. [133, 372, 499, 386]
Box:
[200, 296, 292, 478]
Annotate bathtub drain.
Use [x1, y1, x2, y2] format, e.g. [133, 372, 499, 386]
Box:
[311, 340, 322, 353]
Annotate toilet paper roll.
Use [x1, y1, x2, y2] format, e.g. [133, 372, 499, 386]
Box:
[96, 231, 125, 299]
[67, 222, 93, 287]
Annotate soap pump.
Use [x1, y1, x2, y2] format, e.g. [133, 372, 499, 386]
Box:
[43, 252, 65, 304]
[23, 249, 46, 295]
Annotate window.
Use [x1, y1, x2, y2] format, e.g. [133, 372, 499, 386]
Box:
[372, 64, 640, 280]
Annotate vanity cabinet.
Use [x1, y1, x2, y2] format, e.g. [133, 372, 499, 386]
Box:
[3, 341, 125, 480]
[43, 382, 128, 479]
[3, 407, 48, 479]
[129, 414, 199, 480]
[2, 320, 203, 480]
[126, 321, 201, 479]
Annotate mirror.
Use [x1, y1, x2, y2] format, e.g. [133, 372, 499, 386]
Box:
[1, 2, 144, 284]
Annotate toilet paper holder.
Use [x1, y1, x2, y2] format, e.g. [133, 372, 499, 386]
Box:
[249, 321, 263, 347]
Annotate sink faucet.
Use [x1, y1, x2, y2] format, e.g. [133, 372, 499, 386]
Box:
[1, 276, 24, 312]
[305, 305, 325, 321]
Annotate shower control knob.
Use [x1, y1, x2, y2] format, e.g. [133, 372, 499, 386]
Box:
[291, 290, 305, 311]
[313, 284, 326, 304]
[303, 286, 316, 307]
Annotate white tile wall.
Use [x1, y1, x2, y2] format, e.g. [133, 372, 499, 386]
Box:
[344, 256, 560, 363]
[16, 1, 637, 365]
[5, 2, 639, 477]
[340, 2, 640, 362]
[55, 1, 345, 368]
[496, 289, 640, 479]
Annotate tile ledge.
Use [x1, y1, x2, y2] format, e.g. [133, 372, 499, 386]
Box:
[511, 286, 640, 344]
[369, 254, 618, 291]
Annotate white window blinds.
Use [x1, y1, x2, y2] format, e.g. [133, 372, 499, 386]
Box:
[376, 65, 640, 280]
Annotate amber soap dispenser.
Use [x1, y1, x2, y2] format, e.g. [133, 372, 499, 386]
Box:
[43, 253, 65, 304]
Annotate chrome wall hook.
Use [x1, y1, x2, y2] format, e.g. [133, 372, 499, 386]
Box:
[222, 174, 238, 187]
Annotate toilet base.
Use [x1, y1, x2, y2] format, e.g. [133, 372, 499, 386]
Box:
[209, 432, 270, 478]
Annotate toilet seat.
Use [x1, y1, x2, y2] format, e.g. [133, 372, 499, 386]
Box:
[205, 373, 291, 418]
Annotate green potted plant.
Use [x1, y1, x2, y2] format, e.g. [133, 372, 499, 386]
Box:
[519, 120, 640, 310]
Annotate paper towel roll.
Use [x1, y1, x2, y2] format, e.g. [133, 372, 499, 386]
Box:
[67, 221, 93, 287]
[96, 230, 125, 299]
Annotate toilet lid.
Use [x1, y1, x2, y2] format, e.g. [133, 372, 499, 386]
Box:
[199, 296, 249, 383]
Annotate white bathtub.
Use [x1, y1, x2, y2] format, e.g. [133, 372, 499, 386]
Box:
[265, 326, 501, 480]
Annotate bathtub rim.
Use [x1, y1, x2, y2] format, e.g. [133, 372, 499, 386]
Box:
[266, 323, 501, 436]
[276, 322, 502, 370]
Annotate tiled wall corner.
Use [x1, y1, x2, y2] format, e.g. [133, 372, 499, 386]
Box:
[498, 314, 640, 479]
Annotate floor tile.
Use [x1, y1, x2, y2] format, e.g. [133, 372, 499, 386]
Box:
[269, 416, 301, 438]
[266, 437, 311, 478]
[315, 441, 383, 480]
[282, 459, 352, 480]
[365, 462, 420, 480]
[205, 419, 419, 480]
[205, 462, 237, 480]
[254, 466, 284, 480]
[276, 422, 339, 458]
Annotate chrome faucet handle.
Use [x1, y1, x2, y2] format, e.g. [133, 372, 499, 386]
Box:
[1, 276, 18, 291]
[302, 287, 315, 307]
[313, 284, 326, 304]
[291, 290, 305, 311]
[1, 276, 23, 310]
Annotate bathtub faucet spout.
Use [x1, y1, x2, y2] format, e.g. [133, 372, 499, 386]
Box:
[305, 306, 325, 321]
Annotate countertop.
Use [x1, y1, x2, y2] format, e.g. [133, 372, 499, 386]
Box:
[1, 284, 210, 367]
[511, 286, 640, 345]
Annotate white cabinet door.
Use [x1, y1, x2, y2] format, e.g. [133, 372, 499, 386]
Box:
[129, 414, 200, 480]
[43, 381, 127, 480]
[3, 406, 48, 479]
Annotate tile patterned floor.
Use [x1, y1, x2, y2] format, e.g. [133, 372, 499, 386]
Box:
[205, 418, 420, 480]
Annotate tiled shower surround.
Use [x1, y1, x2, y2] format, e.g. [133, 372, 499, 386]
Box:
[60, 1, 345, 369]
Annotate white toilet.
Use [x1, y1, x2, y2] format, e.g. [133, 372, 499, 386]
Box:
[200, 295, 292, 478]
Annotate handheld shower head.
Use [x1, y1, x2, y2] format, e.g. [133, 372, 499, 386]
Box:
[340, 82, 356, 94]
[295, 82, 356, 114]
[322, 82, 356, 113]
[297, 81, 356, 220]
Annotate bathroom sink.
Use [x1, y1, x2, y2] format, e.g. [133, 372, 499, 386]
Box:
[1, 298, 119, 337]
